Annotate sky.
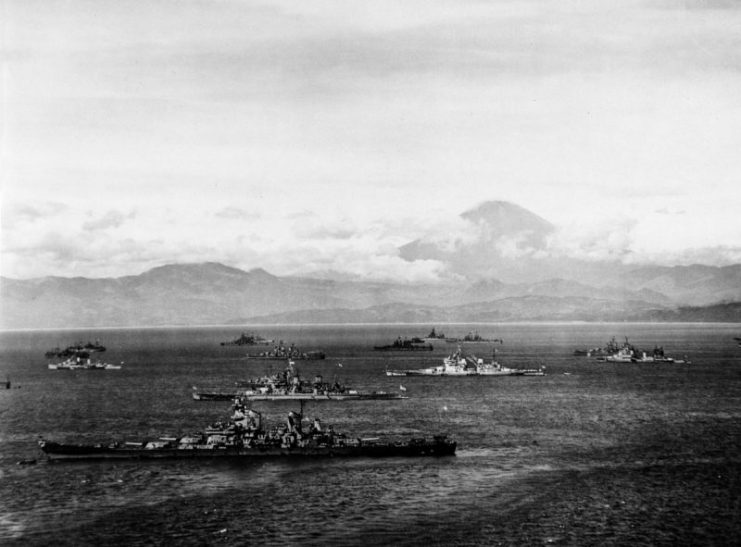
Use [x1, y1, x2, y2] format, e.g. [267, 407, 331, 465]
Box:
[2, 0, 741, 281]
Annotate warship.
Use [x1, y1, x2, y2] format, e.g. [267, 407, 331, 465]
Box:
[445, 330, 503, 344]
[45, 340, 106, 359]
[422, 328, 447, 341]
[38, 401, 455, 461]
[374, 337, 433, 351]
[193, 362, 407, 401]
[593, 337, 691, 364]
[573, 336, 622, 357]
[220, 332, 274, 346]
[48, 357, 122, 370]
[386, 348, 545, 377]
[246, 342, 325, 360]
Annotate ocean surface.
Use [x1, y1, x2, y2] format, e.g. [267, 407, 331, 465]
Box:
[1, 323, 740, 546]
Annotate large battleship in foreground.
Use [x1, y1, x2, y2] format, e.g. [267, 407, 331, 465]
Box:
[386, 349, 545, 377]
[38, 401, 455, 461]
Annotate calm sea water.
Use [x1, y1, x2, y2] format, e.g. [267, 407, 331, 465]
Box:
[1, 323, 740, 546]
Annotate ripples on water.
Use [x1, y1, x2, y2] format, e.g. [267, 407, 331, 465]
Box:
[1, 323, 741, 545]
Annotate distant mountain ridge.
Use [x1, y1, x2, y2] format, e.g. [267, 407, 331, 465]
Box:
[2, 260, 740, 328]
[3, 201, 740, 328]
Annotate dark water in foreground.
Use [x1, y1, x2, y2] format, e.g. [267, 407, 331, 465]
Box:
[1, 323, 740, 546]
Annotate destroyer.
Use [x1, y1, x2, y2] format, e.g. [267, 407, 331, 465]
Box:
[386, 348, 544, 377]
[38, 402, 455, 461]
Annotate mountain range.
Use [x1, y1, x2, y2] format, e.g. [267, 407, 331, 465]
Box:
[2, 201, 740, 328]
[2, 262, 740, 329]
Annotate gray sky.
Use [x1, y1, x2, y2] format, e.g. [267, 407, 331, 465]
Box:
[2, 0, 741, 280]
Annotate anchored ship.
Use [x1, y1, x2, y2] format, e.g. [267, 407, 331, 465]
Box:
[220, 332, 274, 346]
[444, 330, 502, 344]
[246, 342, 325, 360]
[194, 389, 407, 402]
[594, 337, 691, 364]
[38, 401, 455, 461]
[374, 337, 433, 351]
[48, 357, 122, 370]
[194, 362, 407, 401]
[574, 336, 622, 357]
[422, 328, 447, 341]
[386, 348, 544, 377]
[45, 340, 106, 359]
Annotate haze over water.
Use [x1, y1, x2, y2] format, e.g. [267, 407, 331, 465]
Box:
[1, 323, 740, 545]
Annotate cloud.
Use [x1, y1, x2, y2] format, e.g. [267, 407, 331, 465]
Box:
[1, 202, 69, 229]
[546, 210, 741, 266]
[214, 207, 258, 220]
[82, 210, 136, 231]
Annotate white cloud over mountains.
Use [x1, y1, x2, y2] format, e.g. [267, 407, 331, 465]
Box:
[3, 200, 740, 281]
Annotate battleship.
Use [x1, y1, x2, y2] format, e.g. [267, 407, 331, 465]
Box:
[386, 348, 545, 377]
[38, 401, 455, 461]
[220, 332, 274, 346]
[444, 330, 503, 344]
[48, 357, 122, 370]
[422, 328, 447, 341]
[193, 362, 408, 401]
[193, 389, 408, 402]
[573, 336, 622, 357]
[246, 342, 325, 360]
[45, 340, 106, 359]
[374, 337, 433, 351]
[598, 340, 691, 364]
